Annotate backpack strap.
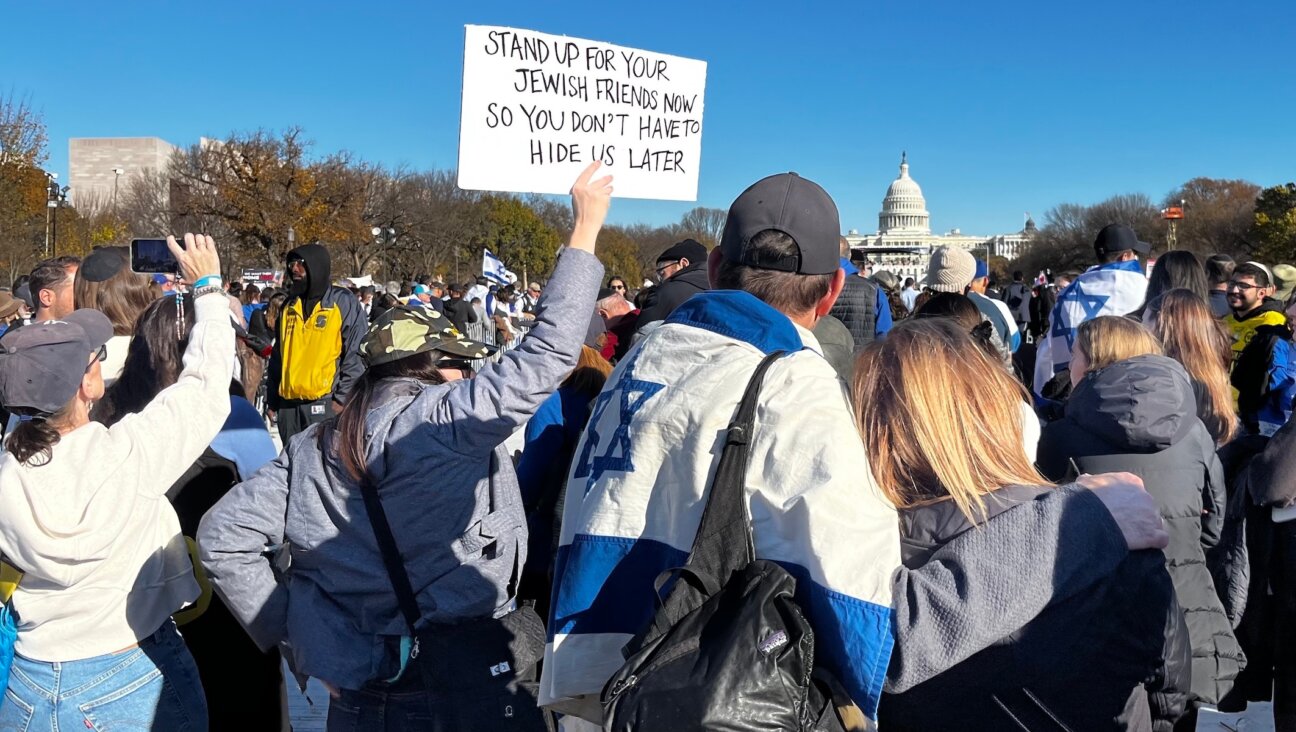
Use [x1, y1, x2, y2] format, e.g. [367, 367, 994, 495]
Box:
[630, 351, 785, 650]
[684, 350, 784, 580]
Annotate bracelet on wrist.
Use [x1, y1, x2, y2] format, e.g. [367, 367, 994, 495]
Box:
[191, 284, 224, 299]
[192, 275, 222, 290]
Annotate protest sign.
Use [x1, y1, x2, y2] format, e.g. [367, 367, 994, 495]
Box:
[457, 25, 707, 201]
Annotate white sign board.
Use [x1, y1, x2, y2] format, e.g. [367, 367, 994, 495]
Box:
[457, 25, 707, 201]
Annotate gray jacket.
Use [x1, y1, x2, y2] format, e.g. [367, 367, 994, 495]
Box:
[197, 249, 603, 690]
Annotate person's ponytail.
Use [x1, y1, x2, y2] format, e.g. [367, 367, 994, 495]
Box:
[6, 406, 72, 466]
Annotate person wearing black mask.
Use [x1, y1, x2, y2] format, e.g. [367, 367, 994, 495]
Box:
[267, 243, 366, 442]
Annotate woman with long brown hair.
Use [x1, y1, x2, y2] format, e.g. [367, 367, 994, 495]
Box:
[859, 318, 1185, 731]
[1039, 315, 1244, 713]
[1148, 288, 1239, 445]
[73, 246, 156, 385]
[195, 164, 612, 730]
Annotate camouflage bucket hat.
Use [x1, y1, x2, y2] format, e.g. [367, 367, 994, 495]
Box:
[361, 305, 496, 367]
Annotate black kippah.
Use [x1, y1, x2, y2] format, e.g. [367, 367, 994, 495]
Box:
[80, 247, 128, 283]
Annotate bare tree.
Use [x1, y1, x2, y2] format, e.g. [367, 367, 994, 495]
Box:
[678, 206, 726, 249]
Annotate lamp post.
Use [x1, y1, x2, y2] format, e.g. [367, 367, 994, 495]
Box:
[371, 226, 395, 283]
[112, 167, 124, 213]
[44, 173, 58, 256]
[48, 179, 69, 257]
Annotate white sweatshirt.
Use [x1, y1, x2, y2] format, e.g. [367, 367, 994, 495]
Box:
[0, 293, 234, 661]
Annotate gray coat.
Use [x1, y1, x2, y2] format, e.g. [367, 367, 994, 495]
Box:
[197, 249, 603, 690]
[1038, 354, 1245, 705]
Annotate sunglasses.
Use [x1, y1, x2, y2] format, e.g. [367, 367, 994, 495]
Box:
[610, 284, 626, 291]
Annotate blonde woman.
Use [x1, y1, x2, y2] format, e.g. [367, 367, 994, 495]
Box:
[1148, 289, 1239, 444]
[858, 318, 1186, 731]
[1039, 315, 1243, 712]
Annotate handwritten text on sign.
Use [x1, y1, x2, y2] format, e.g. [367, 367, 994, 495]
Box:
[457, 26, 707, 201]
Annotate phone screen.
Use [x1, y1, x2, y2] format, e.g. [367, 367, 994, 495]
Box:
[130, 238, 180, 274]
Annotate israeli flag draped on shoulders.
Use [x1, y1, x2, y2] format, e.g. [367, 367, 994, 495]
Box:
[1033, 259, 1148, 396]
[538, 290, 900, 719]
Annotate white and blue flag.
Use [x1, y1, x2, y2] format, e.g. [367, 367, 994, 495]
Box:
[1033, 259, 1147, 396]
[482, 248, 514, 286]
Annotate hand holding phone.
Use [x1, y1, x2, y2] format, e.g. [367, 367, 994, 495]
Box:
[130, 238, 181, 274]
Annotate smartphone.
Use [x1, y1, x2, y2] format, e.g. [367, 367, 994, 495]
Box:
[130, 238, 180, 274]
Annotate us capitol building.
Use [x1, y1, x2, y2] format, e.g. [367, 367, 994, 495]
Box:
[844, 153, 1036, 284]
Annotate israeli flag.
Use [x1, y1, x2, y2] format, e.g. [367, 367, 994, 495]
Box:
[1033, 259, 1147, 397]
[482, 248, 513, 286]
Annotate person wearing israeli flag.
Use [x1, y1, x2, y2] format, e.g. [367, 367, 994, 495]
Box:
[1033, 224, 1150, 401]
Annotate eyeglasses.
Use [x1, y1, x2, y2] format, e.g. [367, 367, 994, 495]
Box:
[1227, 281, 1262, 292]
[86, 344, 106, 371]
[655, 261, 682, 279]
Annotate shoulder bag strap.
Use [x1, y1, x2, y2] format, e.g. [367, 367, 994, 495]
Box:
[684, 350, 785, 583]
[357, 470, 424, 675]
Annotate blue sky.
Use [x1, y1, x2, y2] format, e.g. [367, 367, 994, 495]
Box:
[4, 0, 1294, 236]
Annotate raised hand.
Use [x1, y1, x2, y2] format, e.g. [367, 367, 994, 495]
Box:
[167, 234, 222, 284]
[569, 161, 613, 253]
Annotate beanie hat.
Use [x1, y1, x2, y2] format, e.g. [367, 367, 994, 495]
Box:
[925, 247, 976, 293]
[657, 239, 707, 266]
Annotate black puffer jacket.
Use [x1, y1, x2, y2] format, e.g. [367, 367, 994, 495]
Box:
[829, 274, 879, 349]
[1038, 355, 1245, 705]
[635, 261, 709, 329]
[880, 485, 1190, 731]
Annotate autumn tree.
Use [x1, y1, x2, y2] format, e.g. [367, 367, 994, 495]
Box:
[477, 196, 559, 285]
[171, 128, 362, 270]
[0, 93, 51, 283]
[597, 226, 647, 285]
[1157, 177, 1259, 256]
[1250, 183, 1296, 264]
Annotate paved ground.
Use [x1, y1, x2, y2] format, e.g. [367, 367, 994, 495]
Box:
[285, 663, 330, 731]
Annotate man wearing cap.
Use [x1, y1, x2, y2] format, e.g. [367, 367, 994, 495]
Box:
[830, 237, 892, 349]
[635, 238, 710, 330]
[968, 260, 1021, 353]
[540, 174, 1169, 726]
[1224, 261, 1295, 436]
[268, 243, 366, 442]
[407, 283, 445, 315]
[1033, 223, 1150, 399]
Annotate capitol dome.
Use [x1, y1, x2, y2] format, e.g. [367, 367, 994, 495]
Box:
[878, 152, 931, 234]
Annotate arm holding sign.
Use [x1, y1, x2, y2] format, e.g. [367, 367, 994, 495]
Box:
[416, 163, 611, 453]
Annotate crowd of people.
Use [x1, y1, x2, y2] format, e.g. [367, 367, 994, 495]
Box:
[0, 159, 1293, 731]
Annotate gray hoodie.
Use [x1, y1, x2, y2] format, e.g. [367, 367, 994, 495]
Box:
[197, 248, 603, 690]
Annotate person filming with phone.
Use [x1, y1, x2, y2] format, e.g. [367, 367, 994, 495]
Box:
[0, 234, 230, 731]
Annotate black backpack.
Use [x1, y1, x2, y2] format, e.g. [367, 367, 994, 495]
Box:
[601, 352, 860, 731]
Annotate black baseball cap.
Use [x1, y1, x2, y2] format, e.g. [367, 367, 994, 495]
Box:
[1094, 224, 1152, 257]
[0, 309, 113, 414]
[719, 173, 840, 275]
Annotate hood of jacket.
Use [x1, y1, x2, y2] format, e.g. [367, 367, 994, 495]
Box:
[1066, 354, 1197, 451]
[898, 484, 1051, 568]
[288, 242, 331, 301]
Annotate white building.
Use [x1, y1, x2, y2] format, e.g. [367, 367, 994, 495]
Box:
[845, 153, 1036, 285]
[69, 137, 177, 212]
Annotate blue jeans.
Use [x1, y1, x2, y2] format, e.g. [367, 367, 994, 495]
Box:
[0, 619, 208, 732]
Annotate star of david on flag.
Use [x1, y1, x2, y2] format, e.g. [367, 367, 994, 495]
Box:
[574, 356, 665, 494]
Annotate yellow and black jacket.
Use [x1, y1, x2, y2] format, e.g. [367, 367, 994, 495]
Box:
[268, 243, 366, 407]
